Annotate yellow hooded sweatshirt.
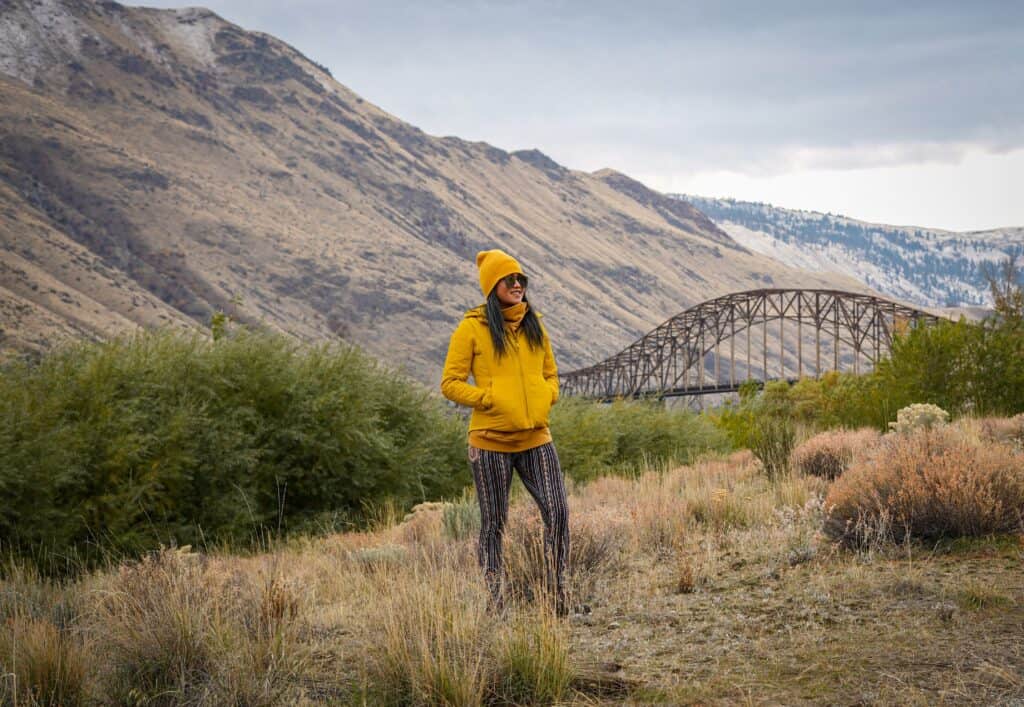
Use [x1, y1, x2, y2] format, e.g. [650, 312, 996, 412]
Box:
[440, 302, 560, 452]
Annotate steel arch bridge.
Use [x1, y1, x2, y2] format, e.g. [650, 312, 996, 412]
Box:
[560, 289, 944, 399]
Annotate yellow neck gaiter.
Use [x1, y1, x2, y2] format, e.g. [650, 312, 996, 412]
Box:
[501, 302, 528, 334]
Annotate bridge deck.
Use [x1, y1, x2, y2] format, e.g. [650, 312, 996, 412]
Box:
[591, 378, 800, 401]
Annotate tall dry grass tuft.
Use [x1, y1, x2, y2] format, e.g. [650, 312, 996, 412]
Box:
[957, 414, 1024, 451]
[625, 470, 689, 553]
[569, 508, 629, 580]
[359, 555, 492, 705]
[0, 616, 88, 706]
[500, 502, 625, 608]
[211, 560, 310, 707]
[685, 475, 765, 531]
[96, 546, 218, 703]
[492, 613, 571, 705]
[823, 426, 1024, 546]
[358, 550, 573, 706]
[790, 428, 881, 479]
[93, 546, 308, 705]
[0, 563, 91, 705]
[676, 456, 781, 533]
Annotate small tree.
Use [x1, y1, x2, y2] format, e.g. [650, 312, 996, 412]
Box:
[710, 380, 796, 480]
[983, 254, 1024, 323]
[978, 255, 1024, 414]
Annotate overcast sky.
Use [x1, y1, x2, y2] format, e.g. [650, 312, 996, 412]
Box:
[140, 0, 1024, 231]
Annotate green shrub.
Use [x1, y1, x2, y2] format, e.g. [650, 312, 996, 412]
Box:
[549, 398, 731, 482]
[867, 315, 1024, 422]
[0, 328, 468, 570]
[748, 414, 796, 480]
[710, 380, 796, 479]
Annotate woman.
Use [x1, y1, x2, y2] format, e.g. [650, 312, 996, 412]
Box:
[441, 249, 569, 613]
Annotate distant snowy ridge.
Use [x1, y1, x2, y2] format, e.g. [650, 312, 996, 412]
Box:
[678, 196, 1024, 308]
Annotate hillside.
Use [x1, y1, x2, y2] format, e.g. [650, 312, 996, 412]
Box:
[681, 195, 1024, 309]
[0, 0, 873, 381]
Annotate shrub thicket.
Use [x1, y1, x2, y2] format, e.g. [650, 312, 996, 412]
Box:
[548, 398, 731, 482]
[0, 328, 468, 569]
[868, 258, 1024, 420]
[823, 426, 1024, 546]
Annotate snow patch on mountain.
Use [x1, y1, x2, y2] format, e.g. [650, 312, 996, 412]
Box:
[719, 221, 937, 304]
[680, 196, 1024, 308]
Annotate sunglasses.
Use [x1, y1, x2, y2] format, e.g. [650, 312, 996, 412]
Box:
[499, 273, 528, 288]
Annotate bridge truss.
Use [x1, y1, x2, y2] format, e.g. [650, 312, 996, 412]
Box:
[560, 289, 943, 399]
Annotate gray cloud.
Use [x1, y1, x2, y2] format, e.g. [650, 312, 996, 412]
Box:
[136, 0, 1024, 176]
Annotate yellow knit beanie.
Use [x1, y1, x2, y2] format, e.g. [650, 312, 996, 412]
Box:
[476, 249, 524, 297]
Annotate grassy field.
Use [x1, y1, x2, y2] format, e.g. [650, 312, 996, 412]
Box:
[3, 446, 1023, 705]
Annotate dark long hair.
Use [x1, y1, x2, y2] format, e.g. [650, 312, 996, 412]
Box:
[486, 290, 545, 357]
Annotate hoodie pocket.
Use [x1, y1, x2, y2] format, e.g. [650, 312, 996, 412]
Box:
[483, 376, 531, 430]
[526, 376, 553, 427]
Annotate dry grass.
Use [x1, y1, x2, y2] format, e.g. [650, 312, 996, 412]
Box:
[955, 413, 1024, 450]
[358, 556, 493, 705]
[2, 431, 1023, 705]
[91, 545, 311, 705]
[0, 565, 91, 706]
[0, 616, 89, 706]
[791, 427, 882, 479]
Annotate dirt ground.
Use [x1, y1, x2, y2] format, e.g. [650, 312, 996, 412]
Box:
[567, 528, 1024, 705]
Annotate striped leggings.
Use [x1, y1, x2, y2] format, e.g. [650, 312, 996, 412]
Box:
[468, 442, 570, 603]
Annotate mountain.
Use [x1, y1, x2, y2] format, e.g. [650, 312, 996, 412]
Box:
[0, 0, 872, 381]
[680, 196, 1024, 309]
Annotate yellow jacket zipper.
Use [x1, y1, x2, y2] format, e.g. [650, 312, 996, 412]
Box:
[514, 331, 531, 426]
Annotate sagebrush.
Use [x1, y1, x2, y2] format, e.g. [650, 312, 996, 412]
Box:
[790, 428, 881, 479]
[823, 426, 1024, 546]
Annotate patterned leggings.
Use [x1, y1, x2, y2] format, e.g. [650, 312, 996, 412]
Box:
[468, 442, 570, 603]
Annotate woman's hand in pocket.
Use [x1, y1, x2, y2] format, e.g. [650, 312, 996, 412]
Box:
[478, 384, 494, 410]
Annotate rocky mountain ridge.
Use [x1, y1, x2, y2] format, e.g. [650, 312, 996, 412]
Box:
[0, 0, 871, 382]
